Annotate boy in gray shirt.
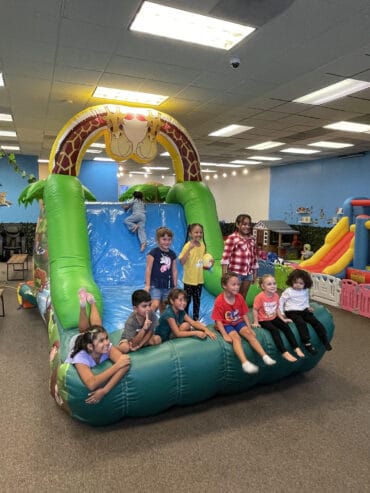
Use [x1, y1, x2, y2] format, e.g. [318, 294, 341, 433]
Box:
[118, 289, 161, 353]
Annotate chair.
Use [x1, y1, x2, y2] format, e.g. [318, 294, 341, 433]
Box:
[0, 224, 26, 261]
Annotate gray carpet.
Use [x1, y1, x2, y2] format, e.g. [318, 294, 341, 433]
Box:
[0, 263, 369, 493]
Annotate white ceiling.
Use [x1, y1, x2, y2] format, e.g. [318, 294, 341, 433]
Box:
[1, 0, 370, 175]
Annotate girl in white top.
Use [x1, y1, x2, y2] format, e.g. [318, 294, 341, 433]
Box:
[279, 269, 332, 354]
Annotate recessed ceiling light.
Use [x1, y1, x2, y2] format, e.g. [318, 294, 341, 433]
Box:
[0, 130, 17, 137]
[209, 124, 253, 137]
[308, 141, 354, 149]
[160, 152, 170, 156]
[1, 145, 19, 151]
[93, 86, 168, 106]
[130, 1, 255, 50]
[0, 113, 13, 122]
[294, 79, 370, 105]
[38, 159, 49, 163]
[230, 159, 261, 165]
[324, 121, 370, 133]
[0, 73, 4, 87]
[248, 155, 282, 161]
[281, 148, 320, 154]
[246, 141, 284, 150]
[242, 169, 249, 175]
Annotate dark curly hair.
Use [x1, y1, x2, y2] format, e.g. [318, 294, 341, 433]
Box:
[286, 269, 313, 289]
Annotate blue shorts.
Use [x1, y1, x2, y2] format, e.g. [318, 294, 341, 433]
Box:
[149, 286, 171, 302]
[224, 321, 247, 334]
[237, 273, 253, 282]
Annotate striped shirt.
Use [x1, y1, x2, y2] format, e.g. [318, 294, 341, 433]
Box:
[221, 232, 258, 276]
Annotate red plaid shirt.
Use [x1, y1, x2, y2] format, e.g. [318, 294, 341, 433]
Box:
[221, 232, 259, 276]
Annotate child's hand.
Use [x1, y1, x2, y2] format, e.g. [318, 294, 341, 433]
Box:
[143, 313, 152, 331]
[116, 354, 131, 369]
[86, 388, 106, 405]
[282, 317, 292, 323]
[205, 328, 217, 340]
[251, 322, 260, 328]
[195, 330, 207, 339]
[308, 307, 314, 313]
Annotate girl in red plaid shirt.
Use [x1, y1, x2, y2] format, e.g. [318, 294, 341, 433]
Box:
[221, 214, 258, 300]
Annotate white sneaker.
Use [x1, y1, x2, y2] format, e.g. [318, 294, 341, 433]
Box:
[262, 354, 277, 366]
[242, 361, 259, 374]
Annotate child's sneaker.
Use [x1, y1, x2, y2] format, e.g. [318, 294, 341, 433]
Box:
[242, 361, 259, 374]
[262, 354, 276, 366]
[86, 292, 96, 304]
[304, 343, 318, 355]
[78, 287, 87, 307]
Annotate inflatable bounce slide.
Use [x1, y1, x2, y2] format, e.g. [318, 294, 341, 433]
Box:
[20, 105, 334, 425]
[300, 197, 370, 278]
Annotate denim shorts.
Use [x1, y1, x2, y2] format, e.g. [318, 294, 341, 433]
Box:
[149, 286, 171, 302]
[237, 273, 254, 282]
[224, 321, 247, 334]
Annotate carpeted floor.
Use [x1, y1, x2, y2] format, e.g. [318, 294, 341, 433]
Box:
[0, 261, 369, 493]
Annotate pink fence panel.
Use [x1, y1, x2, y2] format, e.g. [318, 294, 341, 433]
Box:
[340, 279, 359, 313]
[358, 284, 370, 318]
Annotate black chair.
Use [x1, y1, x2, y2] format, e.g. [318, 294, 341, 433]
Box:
[1, 224, 26, 261]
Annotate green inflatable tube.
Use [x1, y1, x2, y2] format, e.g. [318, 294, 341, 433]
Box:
[44, 174, 101, 329]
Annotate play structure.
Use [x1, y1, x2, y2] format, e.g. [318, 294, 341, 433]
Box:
[300, 197, 370, 280]
[19, 105, 334, 425]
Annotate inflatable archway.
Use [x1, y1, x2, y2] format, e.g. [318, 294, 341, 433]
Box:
[20, 105, 334, 425]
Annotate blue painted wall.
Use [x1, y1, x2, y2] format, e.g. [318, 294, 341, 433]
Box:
[269, 152, 370, 227]
[0, 155, 39, 222]
[79, 160, 118, 201]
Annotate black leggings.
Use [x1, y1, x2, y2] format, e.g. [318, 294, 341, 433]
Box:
[184, 283, 203, 321]
[259, 317, 299, 354]
[284, 309, 328, 345]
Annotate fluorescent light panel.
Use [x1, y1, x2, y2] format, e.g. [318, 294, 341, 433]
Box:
[324, 121, 370, 133]
[0, 130, 17, 137]
[308, 141, 354, 149]
[248, 155, 282, 161]
[201, 162, 244, 168]
[0, 73, 4, 86]
[294, 79, 370, 105]
[209, 124, 253, 137]
[130, 1, 255, 51]
[247, 141, 284, 150]
[93, 86, 168, 106]
[231, 160, 261, 165]
[160, 152, 170, 156]
[0, 113, 13, 122]
[144, 166, 169, 170]
[38, 159, 49, 163]
[90, 143, 105, 148]
[86, 149, 102, 154]
[93, 157, 115, 161]
[1, 145, 19, 150]
[281, 148, 320, 155]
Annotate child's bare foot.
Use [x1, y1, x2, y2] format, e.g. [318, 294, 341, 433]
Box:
[132, 224, 139, 232]
[295, 347, 305, 358]
[282, 351, 297, 362]
[78, 287, 87, 307]
[86, 292, 96, 304]
[140, 242, 147, 252]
